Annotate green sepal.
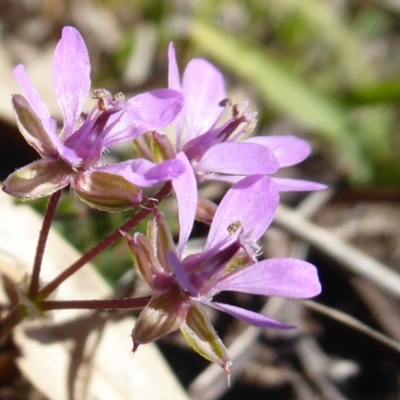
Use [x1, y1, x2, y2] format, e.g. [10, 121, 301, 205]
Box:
[181, 303, 231, 374]
[3, 158, 69, 199]
[151, 131, 176, 163]
[153, 212, 176, 274]
[187, 240, 241, 285]
[133, 132, 154, 161]
[221, 251, 255, 278]
[146, 216, 158, 253]
[133, 290, 188, 345]
[125, 233, 163, 289]
[12, 94, 57, 157]
[72, 170, 142, 211]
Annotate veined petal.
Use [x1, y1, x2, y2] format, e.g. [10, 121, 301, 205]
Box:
[203, 174, 327, 193]
[53, 27, 91, 138]
[72, 170, 142, 211]
[96, 158, 185, 187]
[196, 142, 279, 175]
[272, 178, 327, 192]
[183, 240, 241, 294]
[168, 43, 181, 91]
[246, 135, 311, 167]
[132, 291, 188, 347]
[201, 174, 243, 184]
[205, 175, 279, 250]
[172, 152, 197, 256]
[168, 43, 184, 148]
[203, 300, 295, 329]
[102, 89, 184, 147]
[12, 94, 58, 157]
[182, 59, 226, 140]
[13, 65, 53, 135]
[3, 159, 69, 199]
[57, 144, 84, 168]
[180, 304, 231, 374]
[215, 258, 321, 298]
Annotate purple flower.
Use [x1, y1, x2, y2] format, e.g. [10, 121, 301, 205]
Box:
[3, 27, 184, 210]
[127, 175, 321, 372]
[167, 43, 325, 192]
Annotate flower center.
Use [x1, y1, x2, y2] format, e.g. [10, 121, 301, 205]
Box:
[64, 89, 126, 167]
[183, 98, 258, 162]
[227, 220, 242, 234]
[92, 88, 125, 111]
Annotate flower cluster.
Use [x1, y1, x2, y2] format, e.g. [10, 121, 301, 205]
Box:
[2, 26, 323, 375]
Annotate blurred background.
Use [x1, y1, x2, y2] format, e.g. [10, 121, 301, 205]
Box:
[0, 0, 400, 399]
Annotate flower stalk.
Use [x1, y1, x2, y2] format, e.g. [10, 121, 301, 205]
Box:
[41, 296, 151, 311]
[38, 182, 171, 299]
[29, 189, 62, 298]
[0, 304, 27, 339]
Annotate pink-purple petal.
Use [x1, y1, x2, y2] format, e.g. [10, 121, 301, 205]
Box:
[195, 142, 279, 175]
[168, 43, 184, 148]
[215, 258, 321, 298]
[272, 178, 327, 192]
[206, 174, 327, 193]
[102, 89, 184, 147]
[57, 145, 83, 168]
[200, 174, 243, 184]
[202, 300, 295, 329]
[168, 43, 181, 91]
[171, 152, 197, 256]
[167, 251, 198, 295]
[205, 175, 279, 250]
[52, 27, 91, 138]
[96, 158, 185, 187]
[246, 135, 311, 167]
[182, 59, 226, 140]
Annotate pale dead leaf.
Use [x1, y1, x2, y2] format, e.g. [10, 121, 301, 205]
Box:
[0, 190, 189, 400]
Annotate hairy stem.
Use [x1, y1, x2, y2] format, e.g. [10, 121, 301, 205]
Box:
[0, 305, 26, 339]
[38, 183, 171, 299]
[29, 190, 62, 298]
[41, 296, 151, 311]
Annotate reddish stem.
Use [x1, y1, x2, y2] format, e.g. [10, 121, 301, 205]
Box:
[38, 183, 171, 299]
[29, 190, 62, 298]
[0, 304, 26, 339]
[41, 296, 151, 311]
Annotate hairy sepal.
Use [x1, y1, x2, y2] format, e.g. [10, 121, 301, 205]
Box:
[3, 158, 69, 199]
[180, 304, 231, 374]
[72, 170, 142, 211]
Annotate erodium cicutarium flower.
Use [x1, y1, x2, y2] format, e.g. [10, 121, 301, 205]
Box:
[126, 175, 321, 374]
[3, 27, 185, 210]
[166, 43, 325, 191]
[133, 43, 325, 227]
